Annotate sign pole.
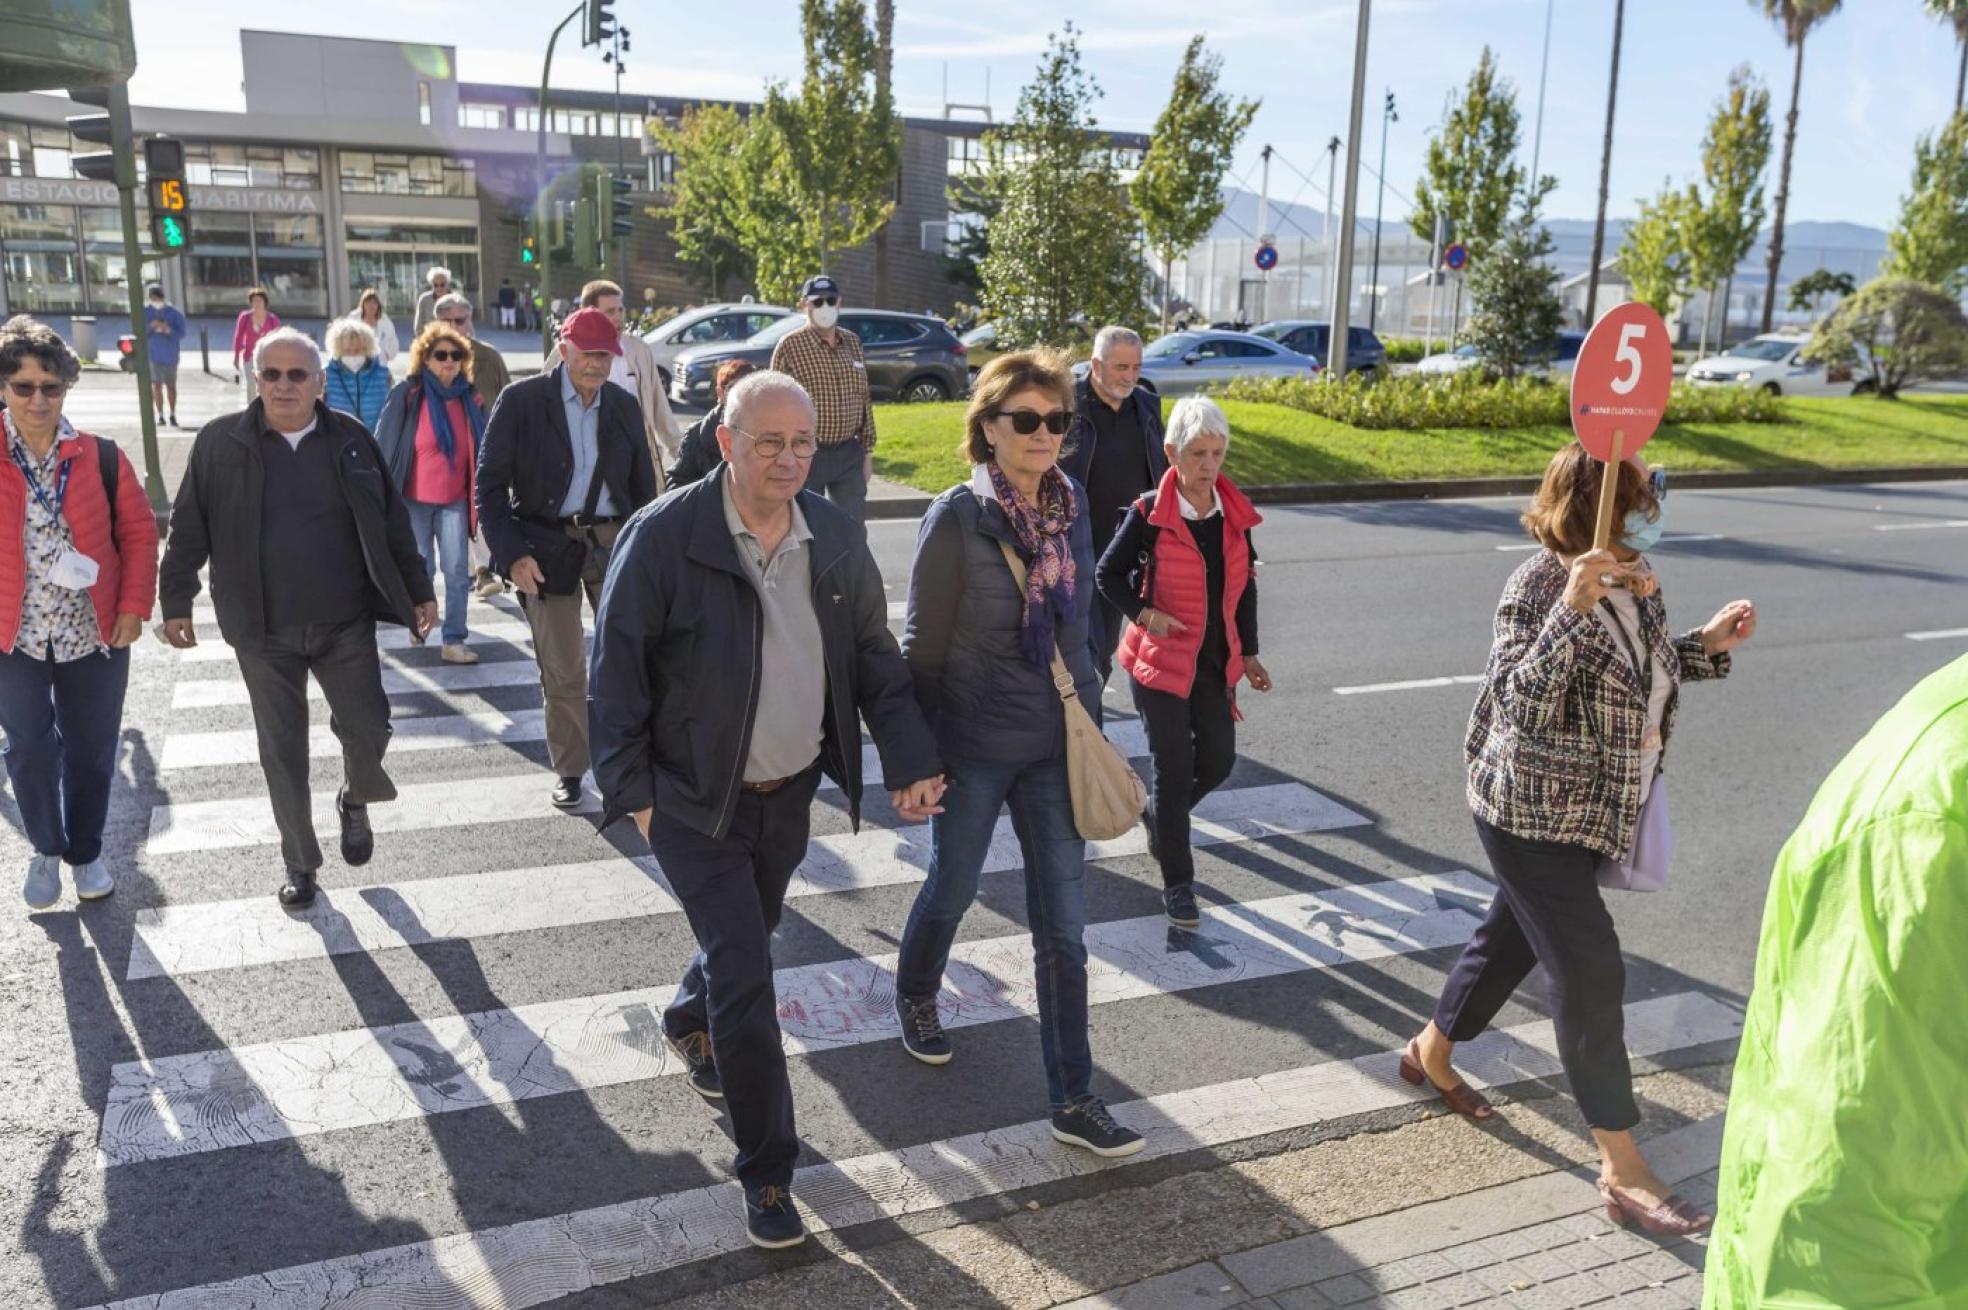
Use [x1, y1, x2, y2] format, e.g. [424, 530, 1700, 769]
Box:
[1592, 429, 1625, 551]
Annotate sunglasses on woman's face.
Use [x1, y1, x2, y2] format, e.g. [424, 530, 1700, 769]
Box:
[995, 408, 1070, 436]
[258, 367, 314, 385]
[5, 380, 66, 401]
[429, 349, 468, 363]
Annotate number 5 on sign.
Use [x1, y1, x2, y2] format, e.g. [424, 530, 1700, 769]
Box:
[1570, 302, 1672, 549]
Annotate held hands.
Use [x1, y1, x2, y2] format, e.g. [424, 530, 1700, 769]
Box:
[509, 556, 546, 595]
[412, 602, 439, 642]
[1244, 656, 1274, 693]
[1139, 607, 1188, 638]
[1562, 550, 1647, 615]
[110, 614, 143, 648]
[891, 775, 948, 823]
[1701, 600, 1758, 655]
[161, 617, 198, 649]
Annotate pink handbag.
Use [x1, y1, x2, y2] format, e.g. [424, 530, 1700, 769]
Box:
[1597, 777, 1673, 892]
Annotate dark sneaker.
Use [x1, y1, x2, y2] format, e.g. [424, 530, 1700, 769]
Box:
[551, 776, 583, 809]
[744, 1184, 806, 1249]
[1051, 1095, 1145, 1158]
[897, 993, 952, 1065]
[664, 1027, 722, 1100]
[1163, 883, 1200, 930]
[277, 867, 317, 909]
[337, 789, 374, 866]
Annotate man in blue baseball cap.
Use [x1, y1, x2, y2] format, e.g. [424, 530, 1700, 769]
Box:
[769, 274, 875, 523]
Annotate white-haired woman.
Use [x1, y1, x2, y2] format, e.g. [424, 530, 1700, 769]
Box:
[1094, 396, 1271, 929]
[324, 318, 389, 432]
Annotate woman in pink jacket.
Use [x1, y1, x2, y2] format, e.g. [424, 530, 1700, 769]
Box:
[230, 287, 281, 401]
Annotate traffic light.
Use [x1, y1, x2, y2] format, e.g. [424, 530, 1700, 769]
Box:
[65, 85, 131, 187]
[546, 200, 572, 259]
[584, 0, 616, 47]
[573, 195, 598, 268]
[144, 136, 192, 253]
[599, 173, 634, 254]
[520, 231, 538, 265]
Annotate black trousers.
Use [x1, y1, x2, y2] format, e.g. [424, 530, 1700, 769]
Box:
[233, 617, 396, 874]
[1433, 815, 1638, 1131]
[1131, 669, 1237, 889]
[652, 765, 822, 1191]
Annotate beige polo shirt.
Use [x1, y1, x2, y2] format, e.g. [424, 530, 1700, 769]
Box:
[723, 477, 826, 783]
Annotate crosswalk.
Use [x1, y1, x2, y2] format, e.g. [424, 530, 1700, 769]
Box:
[76, 584, 1746, 1308]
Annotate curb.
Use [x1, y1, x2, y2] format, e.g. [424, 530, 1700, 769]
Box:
[864, 464, 1968, 521]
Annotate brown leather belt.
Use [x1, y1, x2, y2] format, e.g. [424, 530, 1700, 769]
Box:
[742, 774, 798, 794]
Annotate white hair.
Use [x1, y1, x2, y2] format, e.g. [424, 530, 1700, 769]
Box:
[426, 266, 453, 285]
[1092, 325, 1144, 359]
[327, 318, 377, 357]
[724, 369, 816, 433]
[253, 326, 324, 374]
[433, 292, 473, 317]
[1165, 395, 1231, 455]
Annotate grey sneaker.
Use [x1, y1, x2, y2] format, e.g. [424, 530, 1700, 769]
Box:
[22, 855, 60, 909]
[73, 859, 114, 900]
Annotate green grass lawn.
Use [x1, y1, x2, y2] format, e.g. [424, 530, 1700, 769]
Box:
[869, 392, 1968, 493]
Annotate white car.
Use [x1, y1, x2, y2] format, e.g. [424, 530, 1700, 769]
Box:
[1684, 334, 1872, 396]
[641, 302, 792, 390]
[1414, 331, 1585, 379]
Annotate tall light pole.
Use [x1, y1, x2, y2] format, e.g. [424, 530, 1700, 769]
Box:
[1584, 0, 1626, 326]
[1330, 0, 1372, 380]
[1529, 0, 1554, 194]
[536, 0, 587, 354]
[1323, 135, 1341, 324]
[1367, 89, 1396, 332]
[603, 23, 632, 285]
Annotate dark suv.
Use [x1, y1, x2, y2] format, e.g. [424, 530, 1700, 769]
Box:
[1251, 320, 1389, 378]
[669, 310, 969, 408]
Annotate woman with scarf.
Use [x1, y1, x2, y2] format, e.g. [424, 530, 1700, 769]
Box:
[894, 350, 1143, 1160]
[374, 321, 485, 665]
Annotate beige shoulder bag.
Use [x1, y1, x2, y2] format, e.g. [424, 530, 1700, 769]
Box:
[998, 541, 1147, 841]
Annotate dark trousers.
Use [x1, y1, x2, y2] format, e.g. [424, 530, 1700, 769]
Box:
[1433, 815, 1639, 1131]
[234, 617, 396, 874]
[0, 645, 129, 865]
[802, 438, 867, 524]
[653, 765, 823, 1191]
[1131, 670, 1237, 888]
[1088, 529, 1126, 684]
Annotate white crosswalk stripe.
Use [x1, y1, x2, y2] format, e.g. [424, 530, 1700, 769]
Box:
[175, 614, 539, 663]
[172, 656, 547, 708]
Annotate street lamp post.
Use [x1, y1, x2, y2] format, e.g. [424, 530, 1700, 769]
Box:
[1323, 136, 1341, 326]
[604, 23, 632, 286]
[1367, 89, 1396, 333]
[537, 0, 586, 355]
[1329, 0, 1372, 381]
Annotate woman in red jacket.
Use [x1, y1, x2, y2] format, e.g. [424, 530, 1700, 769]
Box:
[230, 287, 281, 401]
[1094, 395, 1272, 929]
[0, 317, 158, 909]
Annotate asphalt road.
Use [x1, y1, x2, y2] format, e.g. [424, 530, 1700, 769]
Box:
[1, 368, 1963, 1308]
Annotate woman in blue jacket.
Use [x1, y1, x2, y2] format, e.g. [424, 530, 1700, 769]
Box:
[894, 350, 1144, 1160]
[324, 318, 390, 432]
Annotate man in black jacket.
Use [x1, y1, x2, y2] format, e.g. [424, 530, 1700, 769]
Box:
[477, 307, 661, 810]
[1058, 326, 1168, 684]
[160, 329, 437, 907]
[590, 369, 944, 1251]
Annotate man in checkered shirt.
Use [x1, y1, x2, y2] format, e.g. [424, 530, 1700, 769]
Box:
[769, 275, 875, 523]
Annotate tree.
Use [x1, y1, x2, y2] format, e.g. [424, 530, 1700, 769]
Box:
[1804, 275, 1968, 397]
[1787, 267, 1856, 312]
[1584, 0, 1629, 323]
[1410, 48, 1527, 263]
[1465, 193, 1564, 380]
[1753, 0, 1843, 333]
[978, 25, 1146, 347]
[1687, 66, 1773, 354]
[759, 0, 900, 277]
[943, 168, 999, 300]
[1930, 0, 1968, 114]
[1887, 112, 1968, 294]
[1131, 37, 1259, 332]
[651, 105, 757, 297]
[1620, 181, 1697, 317]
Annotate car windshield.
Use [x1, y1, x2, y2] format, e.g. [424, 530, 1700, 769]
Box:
[747, 314, 807, 346]
[1454, 343, 1480, 358]
[1144, 332, 1201, 358]
[1730, 338, 1797, 362]
[1250, 322, 1295, 341]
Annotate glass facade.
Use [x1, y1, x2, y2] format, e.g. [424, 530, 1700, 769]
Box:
[343, 220, 481, 319]
[1, 203, 163, 315]
[253, 213, 327, 315]
[183, 142, 321, 190]
[339, 151, 476, 197]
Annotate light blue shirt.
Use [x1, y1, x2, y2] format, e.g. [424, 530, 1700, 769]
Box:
[557, 368, 616, 518]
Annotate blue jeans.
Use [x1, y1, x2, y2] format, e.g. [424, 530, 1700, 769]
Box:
[406, 500, 470, 644]
[0, 645, 129, 865]
[895, 754, 1092, 1109]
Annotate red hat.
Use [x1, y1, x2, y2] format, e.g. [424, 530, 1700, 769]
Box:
[559, 306, 622, 356]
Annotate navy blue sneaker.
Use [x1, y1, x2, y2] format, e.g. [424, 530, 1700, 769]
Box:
[1051, 1094, 1145, 1157]
[664, 1027, 721, 1100]
[744, 1184, 806, 1249]
[1163, 883, 1200, 930]
[897, 993, 953, 1065]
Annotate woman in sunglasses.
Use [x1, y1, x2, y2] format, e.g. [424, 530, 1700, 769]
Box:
[230, 287, 281, 399]
[0, 316, 158, 910]
[1403, 442, 1756, 1236]
[373, 322, 486, 665]
[894, 350, 1144, 1160]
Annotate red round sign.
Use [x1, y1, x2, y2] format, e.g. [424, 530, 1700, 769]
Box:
[1569, 301, 1673, 462]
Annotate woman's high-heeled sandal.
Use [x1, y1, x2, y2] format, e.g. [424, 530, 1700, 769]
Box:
[1598, 1179, 1713, 1236]
[1398, 1038, 1497, 1120]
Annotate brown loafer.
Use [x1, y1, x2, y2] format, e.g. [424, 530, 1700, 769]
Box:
[1599, 1180, 1713, 1236]
[1398, 1038, 1497, 1120]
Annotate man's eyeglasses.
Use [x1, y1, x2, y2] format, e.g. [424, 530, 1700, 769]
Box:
[995, 408, 1070, 436]
[258, 367, 315, 385]
[5, 380, 66, 401]
[807, 296, 839, 308]
[733, 427, 819, 460]
[428, 349, 469, 363]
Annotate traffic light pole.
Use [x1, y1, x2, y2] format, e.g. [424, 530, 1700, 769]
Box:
[107, 81, 167, 518]
[537, 1, 587, 357]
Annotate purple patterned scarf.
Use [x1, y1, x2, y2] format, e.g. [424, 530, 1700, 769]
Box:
[988, 461, 1079, 671]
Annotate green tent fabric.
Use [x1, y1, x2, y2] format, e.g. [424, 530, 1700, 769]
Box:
[1704, 653, 1968, 1310]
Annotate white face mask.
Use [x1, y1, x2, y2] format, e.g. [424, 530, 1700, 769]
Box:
[808, 303, 839, 330]
[339, 353, 368, 372]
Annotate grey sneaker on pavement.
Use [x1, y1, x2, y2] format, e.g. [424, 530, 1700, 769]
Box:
[1162, 883, 1200, 929]
[22, 855, 60, 909]
[897, 993, 953, 1065]
[1051, 1094, 1145, 1157]
[73, 859, 115, 900]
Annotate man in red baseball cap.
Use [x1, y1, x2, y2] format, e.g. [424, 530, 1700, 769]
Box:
[476, 304, 663, 809]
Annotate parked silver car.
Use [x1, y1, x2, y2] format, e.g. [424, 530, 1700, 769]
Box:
[1133, 330, 1322, 396]
[641, 302, 792, 390]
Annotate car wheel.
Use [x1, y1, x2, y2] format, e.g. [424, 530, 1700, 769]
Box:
[1761, 382, 1782, 396]
[1356, 366, 1379, 384]
[902, 375, 951, 403]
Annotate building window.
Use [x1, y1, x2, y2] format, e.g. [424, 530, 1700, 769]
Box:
[254, 212, 327, 315]
[339, 150, 476, 198]
[182, 141, 319, 189]
[514, 107, 540, 134]
[418, 82, 432, 127]
[458, 103, 506, 130]
[1, 203, 85, 312]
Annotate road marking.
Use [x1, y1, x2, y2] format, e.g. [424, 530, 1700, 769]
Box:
[172, 657, 547, 709]
[159, 707, 550, 770]
[1496, 533, 1726, 553]
[129, 769, 1319, 981]
[1333, 674, 1484, 695]
[85, 991, 1741, 1307]
[1907, 627, 1968, 641]
[97, 870, 1484, 1165]
[174, 616, 539, 664]
[1874, 519, 1968, 532]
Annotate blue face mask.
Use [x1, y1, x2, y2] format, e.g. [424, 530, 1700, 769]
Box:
[1622, 511, 1663, 553]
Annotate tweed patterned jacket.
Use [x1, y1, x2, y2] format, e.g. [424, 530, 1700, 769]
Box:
[1465, 550, 1730, 860]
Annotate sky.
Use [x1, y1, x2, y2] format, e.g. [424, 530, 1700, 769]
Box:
[122, 0, 1963, 231]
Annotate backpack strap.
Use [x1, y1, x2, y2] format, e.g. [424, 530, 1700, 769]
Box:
[96, 435, 119, 539]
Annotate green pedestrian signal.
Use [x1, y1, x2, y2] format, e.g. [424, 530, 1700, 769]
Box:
[520, 234, 538, 265]
[153, 214, 188, 250]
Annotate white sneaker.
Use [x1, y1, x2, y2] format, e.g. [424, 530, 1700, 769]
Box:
[22, 855, 60, 909]
[74, 858, 115, 900]
[441, 643, 480, 665]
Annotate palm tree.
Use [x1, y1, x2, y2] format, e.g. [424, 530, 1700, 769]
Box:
[1585, 0, 1628, 325]
[1931, 0, 1968, 114]
[1755, 0, 1841, 333]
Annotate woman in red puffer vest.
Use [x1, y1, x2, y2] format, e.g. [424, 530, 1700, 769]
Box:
[1094, 395, 1271, 930]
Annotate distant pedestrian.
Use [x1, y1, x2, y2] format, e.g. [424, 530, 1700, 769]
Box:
[230, 288, 280, 400]
[142, 282, 187, 427]
[589, 369, 943, 1251]
[476, 307, 660, 810]
[1403, 442, 1757, 1235]
[0, 317, 157, 910]
[670, 358, 756, 488]
[414, 267, 452, 335]
[430, 292, 510, 599]
[1094, 396, 1270, 930]
[895, 350, 1144, 1160]
[323, 319, 389, 433]
[159, 328, 437, 908]
[356, 289, 400, 364]
[497, 278, 518, 330]
[374, 322, 485, 666]
[1061, 326, 1166, 685]
[580, 279, 684, 470]
[770, 274, 874, 522]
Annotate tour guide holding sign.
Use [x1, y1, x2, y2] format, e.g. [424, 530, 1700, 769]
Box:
[1396, 301, 1759, 1238]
